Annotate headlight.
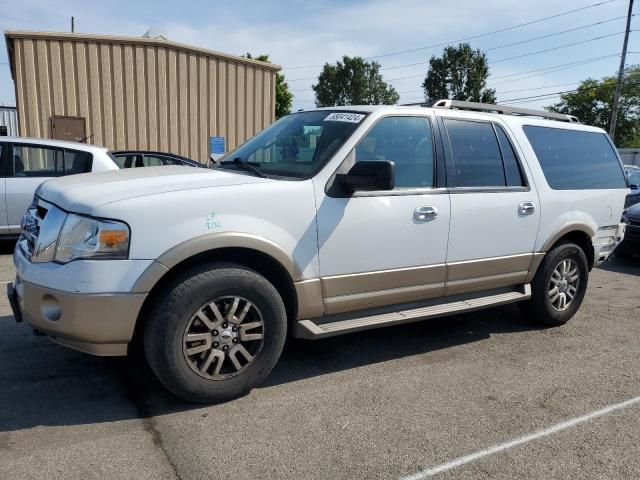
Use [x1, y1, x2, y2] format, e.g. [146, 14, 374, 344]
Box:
[54, 214, 130, 263]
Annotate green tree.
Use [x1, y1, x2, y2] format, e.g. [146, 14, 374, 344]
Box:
[312, 56, 399, 107]
[245, 53, 293, 119]
[547, 66, 640, 147]
[423, 43, 496, 103]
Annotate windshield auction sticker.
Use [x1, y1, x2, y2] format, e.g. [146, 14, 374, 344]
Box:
[324, 112, 366, 123]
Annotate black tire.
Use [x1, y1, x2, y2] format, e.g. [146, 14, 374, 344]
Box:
[143, 262, 287, 403]
[521, 242, 589, 327]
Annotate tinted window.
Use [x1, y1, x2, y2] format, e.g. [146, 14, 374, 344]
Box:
[12, 145, 61, 177]
[355, 116, 434, 188]
[445, 119, 505, 187]
[62, 150, 92, 174]
[495, 125, 525, 187]
[524, 126, 626, 190]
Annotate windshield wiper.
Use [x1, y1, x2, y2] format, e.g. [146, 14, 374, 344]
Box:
[219, 157, 267, 178]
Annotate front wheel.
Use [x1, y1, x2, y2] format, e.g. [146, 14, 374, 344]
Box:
[521, 242, 589, 326]
[143, 262, 287, 403]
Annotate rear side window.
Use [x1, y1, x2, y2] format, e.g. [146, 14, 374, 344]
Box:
[495, 125, 525, 187]
[444, 119, 509, 187]
[12, 145, 92, 177]
[13, 145, 60, 177]
[523, 126, 626, 190]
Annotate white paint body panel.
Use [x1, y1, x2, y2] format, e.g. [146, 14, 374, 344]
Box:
[447, 191, 540, 262]
[315, 193, 450, 276]
[1, 137, 119, 233]
[0, 177, 7, 235]
[25, 105, 627, 297]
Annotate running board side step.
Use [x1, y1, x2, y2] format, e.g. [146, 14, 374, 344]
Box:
[293, 284, 531, 339]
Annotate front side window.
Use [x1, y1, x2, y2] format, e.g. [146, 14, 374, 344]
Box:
[523, 126, 626, 190]
[218, 110, 364, 178]
[444, 119, 505, 188]
[355, 116, 434, 188]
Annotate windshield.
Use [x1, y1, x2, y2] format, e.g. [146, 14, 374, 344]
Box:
[218, 110, 366, 178]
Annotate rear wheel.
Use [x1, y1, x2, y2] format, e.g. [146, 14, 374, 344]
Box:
[143, 262, 287, 403]
[522, 242, 589, 326]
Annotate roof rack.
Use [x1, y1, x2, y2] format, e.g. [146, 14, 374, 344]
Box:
[402, 99, 580, 123]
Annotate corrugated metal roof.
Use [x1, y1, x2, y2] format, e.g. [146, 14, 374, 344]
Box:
[4, 30, 282, 80]
[4, 31, 277, 161]
[0, 106, 18, 136]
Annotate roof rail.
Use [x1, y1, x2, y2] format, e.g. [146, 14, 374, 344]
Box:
[402, 99, 580, 123]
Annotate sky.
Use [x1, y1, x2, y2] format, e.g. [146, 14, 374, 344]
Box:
[0, 0, 638, 112]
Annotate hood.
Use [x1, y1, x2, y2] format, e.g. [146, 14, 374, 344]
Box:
[37, 166, 269, 214]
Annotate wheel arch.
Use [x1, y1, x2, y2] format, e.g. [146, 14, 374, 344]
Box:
[540, 224, 595, 271]
[131, 233, 302, 343]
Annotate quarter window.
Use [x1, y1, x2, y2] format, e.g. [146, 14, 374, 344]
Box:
[355, 116, 434, 188]
[444, 119, 505, 188]
[523, 126, 626, 190]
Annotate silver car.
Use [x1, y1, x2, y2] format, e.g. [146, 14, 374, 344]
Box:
[0, 137, 119, 237]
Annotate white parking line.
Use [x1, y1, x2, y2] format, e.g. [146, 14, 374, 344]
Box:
[401, 395, 640, 480]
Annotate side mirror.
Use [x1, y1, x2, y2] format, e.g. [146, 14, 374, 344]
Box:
[630, 184, 639, 190]
[338, 161, 395, 192]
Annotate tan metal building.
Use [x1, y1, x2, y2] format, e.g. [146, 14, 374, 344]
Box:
[4, 30, 280, 162]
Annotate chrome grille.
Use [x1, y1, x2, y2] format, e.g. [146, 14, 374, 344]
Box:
[18, 199, 48, 260]
[18, 197, 66, 263]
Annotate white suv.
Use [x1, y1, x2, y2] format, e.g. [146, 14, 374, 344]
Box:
[0, 137, 119, 237]
[8, 101, 627, 403]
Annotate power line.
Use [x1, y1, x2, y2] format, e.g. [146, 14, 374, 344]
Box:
[501, 72, 640, 103]
[379, 22, 629, 71]
[398, 81, 585, 98]
[491, 30, 629, 64]
[295, 53, 623, 96]
[283, 0, 617, 70]
[489, 54, 619, 82]
[289, 32, 627, 82]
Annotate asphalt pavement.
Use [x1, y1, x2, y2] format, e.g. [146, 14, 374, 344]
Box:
[1, 240, 639, 479]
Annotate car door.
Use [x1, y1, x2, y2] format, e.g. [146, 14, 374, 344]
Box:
[314, 114, 450, 315]
[5, 143, 62, 233]
[440, 116, 541, 295]
[0, 142, 9, 235]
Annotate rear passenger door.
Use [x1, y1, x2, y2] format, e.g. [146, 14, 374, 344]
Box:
[440, 117, 540, 294]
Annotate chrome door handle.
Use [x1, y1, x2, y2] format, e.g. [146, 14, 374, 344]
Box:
[518, 201, 536, 216]
[414, 206, 438, 222]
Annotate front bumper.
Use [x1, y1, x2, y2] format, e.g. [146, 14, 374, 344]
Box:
[8, 275, 146, 356]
